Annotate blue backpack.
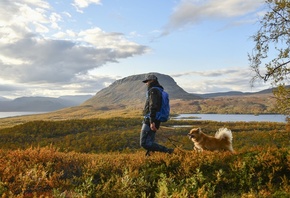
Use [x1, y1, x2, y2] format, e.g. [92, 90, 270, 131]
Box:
[148, 87, 170, 122]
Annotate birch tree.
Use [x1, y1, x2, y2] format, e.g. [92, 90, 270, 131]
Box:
[249, 0, 290, 116]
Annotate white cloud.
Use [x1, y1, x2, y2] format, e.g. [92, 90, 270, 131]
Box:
[162, 0, 264, 35]
[77, 28, 150, 56]
[172, 67, 271, 93]
[0, 1, 52, 43]
[0, 33, 148, 83]
[72, 0, 102, 13]
[49, 12, 62, 29]
[53, 30, 77, 39]
[172, 68, 246, 78]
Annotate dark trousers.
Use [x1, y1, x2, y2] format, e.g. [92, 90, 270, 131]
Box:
[140, 122, 169, 153]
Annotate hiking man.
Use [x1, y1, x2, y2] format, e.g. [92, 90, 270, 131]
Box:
[140, 74, 174, 156]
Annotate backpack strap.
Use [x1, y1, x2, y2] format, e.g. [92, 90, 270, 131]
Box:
[149, 87, 163, 93]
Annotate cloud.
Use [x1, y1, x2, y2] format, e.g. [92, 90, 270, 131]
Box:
[78, 28, 149, 57]
[72, 0, 102, 13]
[0, 32, 148, 83]
[0, 0, 149, 85]
[172, 67, 271, 93]
[0, 1, 51, 43]
[171, 68, 245, 78]
[162, 0, 264, 35]
[0, 73, 116, 99]
[0, 84, 21, 92]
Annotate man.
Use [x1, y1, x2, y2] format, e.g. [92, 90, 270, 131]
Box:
[140, 74, 174, 156]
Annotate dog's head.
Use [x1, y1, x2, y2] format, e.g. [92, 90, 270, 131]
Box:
[187, 128, 201, 139]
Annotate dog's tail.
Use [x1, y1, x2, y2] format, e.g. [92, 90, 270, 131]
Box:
[215, 128, 233, 142]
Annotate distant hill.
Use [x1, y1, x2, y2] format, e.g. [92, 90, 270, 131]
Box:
[197, 91, 246, 98]
[82, 73, 201, 109]
[58, 95, 93, 104]
[0, 97, 11, 102]
[197, 89, 273, 98]
[197, 86, 287, 98]
[0, 95, 92, 112]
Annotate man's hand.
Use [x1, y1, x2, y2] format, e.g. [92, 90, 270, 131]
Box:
[150, 122, 157, 131]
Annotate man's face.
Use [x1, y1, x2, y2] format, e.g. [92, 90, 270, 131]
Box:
[145, 80, 153, 86]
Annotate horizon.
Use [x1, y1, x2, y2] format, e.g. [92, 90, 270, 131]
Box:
[1, 83, 273, 101]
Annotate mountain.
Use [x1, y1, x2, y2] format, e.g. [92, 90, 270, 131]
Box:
[0, 95, 93, 112]
[197, 90, 272, 98]
[197, 86, 287, 98]
[82, 72, 201, 109]
[197, 91, 246, 98]
[0, 96, 11, 102]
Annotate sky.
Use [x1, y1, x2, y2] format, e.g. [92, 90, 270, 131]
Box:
[0, 0, 270, 99]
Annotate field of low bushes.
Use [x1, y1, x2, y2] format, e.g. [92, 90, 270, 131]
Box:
[0, 118, 289, 197]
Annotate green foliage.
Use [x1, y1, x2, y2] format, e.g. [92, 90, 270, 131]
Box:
[249, 0, 290, 116]
[273, 85, 290, 115]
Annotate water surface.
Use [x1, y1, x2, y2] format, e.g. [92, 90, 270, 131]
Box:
[173, 114, 287, 123]
[0, 112, 47, 118]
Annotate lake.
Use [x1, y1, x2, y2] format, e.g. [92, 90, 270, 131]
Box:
[173, 114, 287, 123]
[0, 112, 48, 118]
[0, 112, 287, 123]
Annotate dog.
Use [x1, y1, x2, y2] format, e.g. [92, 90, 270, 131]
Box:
[188, 127, 234, 152]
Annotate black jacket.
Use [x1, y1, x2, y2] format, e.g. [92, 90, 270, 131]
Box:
[143, 81, 163, 127]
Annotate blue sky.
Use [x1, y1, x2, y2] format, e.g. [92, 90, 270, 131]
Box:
[0, 0, 269, 99]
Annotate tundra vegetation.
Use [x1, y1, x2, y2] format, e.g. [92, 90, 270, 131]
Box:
[0, 117, 289, 197]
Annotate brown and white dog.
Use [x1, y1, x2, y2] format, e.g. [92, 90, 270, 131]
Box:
[188, 127, 234, 152]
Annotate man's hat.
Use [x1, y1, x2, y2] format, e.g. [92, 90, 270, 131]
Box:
[142, 74, 158, 83]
